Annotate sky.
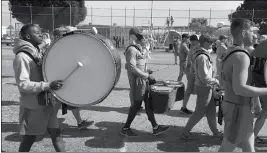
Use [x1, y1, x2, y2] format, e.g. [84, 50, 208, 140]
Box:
[1, 1, 243, 28]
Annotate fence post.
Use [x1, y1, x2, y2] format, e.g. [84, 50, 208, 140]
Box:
[133, 7, 135, 26]
[125, 6, 126, 27]
[188, 8, 190, 34]
[52, 5, 54, 30]
[209, 8, 211, 27]
[91, 6, 93, 24]
[69, 3, 72, 26]
[30, 4, 33, 24]
[111, 7, 113, 26]
[252, 8, 255, 23]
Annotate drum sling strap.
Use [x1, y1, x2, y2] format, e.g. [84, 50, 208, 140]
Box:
[16, 51, 77, 114]
[16, 51, 52, 106]
[193, 50, 213, 85]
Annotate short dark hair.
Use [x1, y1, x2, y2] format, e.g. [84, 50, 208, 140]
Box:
[230, 19, 252, 37]
[182, 34, 189, 39]
[20, 24, 37, 39]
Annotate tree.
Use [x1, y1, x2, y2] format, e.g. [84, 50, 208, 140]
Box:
[9, 0, 87, 30]
[228, 0, 267, 34]
[188, 18, 209, 34]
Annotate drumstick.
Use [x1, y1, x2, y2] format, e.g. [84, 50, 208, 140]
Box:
[63, 62, 83, 81]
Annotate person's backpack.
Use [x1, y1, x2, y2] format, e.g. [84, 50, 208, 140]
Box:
[220, 48, 250, 85]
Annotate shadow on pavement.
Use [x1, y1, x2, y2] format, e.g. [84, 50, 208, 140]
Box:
[83, 121, 222, 151]
[2, 118, 67, 142]
[81, 105, 191, 118]
[1, 101, 19, 106]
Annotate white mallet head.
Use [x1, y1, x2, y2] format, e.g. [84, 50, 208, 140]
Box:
[78, 62, 83, 67]
[92, 27, 98, 35]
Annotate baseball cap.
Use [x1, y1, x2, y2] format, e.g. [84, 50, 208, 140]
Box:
[129, 27, 143, 36]
[219, 35, 227, 40]
[199, 34, 214, 45]
[182, 34, 189, 39]
[190, 34, 199, 41]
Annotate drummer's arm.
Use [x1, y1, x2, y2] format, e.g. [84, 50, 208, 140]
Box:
[126, 48, 149, 79]
[13, 55, 50, 93]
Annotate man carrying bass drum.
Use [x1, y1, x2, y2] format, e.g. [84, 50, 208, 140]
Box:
[120, 27, 169, 137]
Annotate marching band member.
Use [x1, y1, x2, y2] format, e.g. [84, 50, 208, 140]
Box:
[218, 19, 267, 152]
[120, 27, 169, 136]
[13, 24, 66, 152]
[177, 34, 190, 82]
[180, 34, 221, 139]
[215, 35, 228, 78]
[181, 34, 200, 115]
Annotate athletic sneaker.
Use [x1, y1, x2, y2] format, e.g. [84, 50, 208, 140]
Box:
[153, 125, 170, 136]
[255, 137, 266, 145]
[181, 107, 193, 114]
[120, 128, 138, 137]
[78, 120, 94, 130]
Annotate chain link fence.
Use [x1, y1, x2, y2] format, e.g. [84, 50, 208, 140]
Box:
[3, 5, 267, 46]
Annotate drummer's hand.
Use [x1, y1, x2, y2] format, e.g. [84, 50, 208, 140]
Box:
[148, 74, 156, 85]
[43, 39, 51, 46]
[50, 80, 64, 90]
[214, 79, 220, 87]
[147, 69, 153, 74]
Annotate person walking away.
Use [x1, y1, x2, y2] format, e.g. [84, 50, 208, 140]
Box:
[215, 35, 228, 78]
[177, 34, 190, 82]
[173, 37, 181, 65]
[181, 34, 200, 114]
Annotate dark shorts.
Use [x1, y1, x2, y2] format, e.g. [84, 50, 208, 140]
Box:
[221, 102, 254, 145]
[19, 104, 59, 136]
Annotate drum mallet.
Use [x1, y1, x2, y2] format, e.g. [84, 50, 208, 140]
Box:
[63, 62, 83, 81]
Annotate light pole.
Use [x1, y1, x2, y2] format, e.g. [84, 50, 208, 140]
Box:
[68, 3, 72, 26]
[150, 0, 153, 30]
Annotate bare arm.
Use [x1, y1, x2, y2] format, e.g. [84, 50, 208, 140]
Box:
[232, 52, 267, 97]
[125, 47, 149, 79]
[13, 55, 51, 93]
[183, 44, 190, 55]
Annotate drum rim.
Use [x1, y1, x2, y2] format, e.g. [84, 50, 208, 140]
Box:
[42, 32, 118, 107]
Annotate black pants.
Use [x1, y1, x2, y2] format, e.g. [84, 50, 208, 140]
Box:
[125, 91, 157, 128]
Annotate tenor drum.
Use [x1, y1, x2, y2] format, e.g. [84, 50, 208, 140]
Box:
[42, 31, 121, 107]
[150, 84, 176, 114]
[164, 80, 185, 101]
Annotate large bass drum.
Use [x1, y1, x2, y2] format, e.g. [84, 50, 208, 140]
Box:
[42, 31, 121, 107]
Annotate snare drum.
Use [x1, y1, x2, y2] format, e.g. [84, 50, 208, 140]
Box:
[42, 31, 121, 107]
[164, 80, 185, 101]
[150, 85, 176, 114]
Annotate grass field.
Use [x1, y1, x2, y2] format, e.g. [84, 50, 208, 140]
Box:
[1, 46, 267, 152]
